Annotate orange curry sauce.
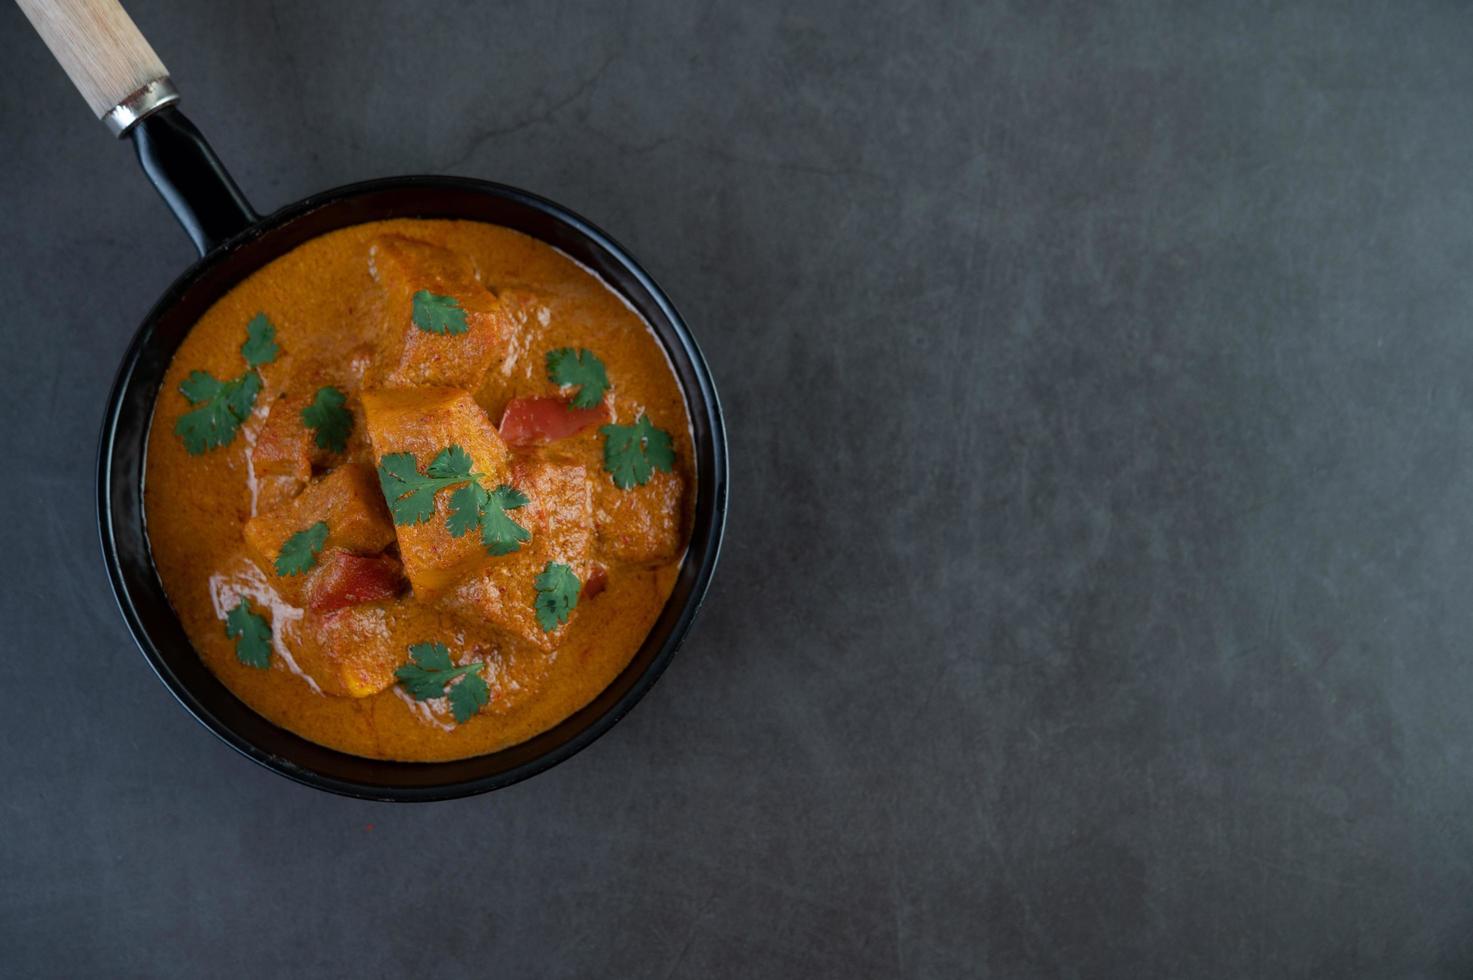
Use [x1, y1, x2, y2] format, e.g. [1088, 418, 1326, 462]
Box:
[144, 220, 692, 761]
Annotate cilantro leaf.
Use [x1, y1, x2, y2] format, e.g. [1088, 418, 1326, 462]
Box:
[375, 444, 524, 551]
[394, 642, 489, 724]
[225, 371, 263, 420]
[599, 413, 676, 490]
[479, 485, 532, 555]
[174, 388, 236, 455]
[174, 317, 278, 455]
[241, 313, 280, 366]
[174, 370, 262, 455]
[448, 482, 531, 556]
[274, 521, 328, 576]
[425, 444, 475, 479]
[224, 597, 272, 668]
[447, 674, 490, 723]
[412, 290, 469, 335]
[534, 561, 580, 631]
[395, 641, 457, 698]
[301, 386, 352, 453]
[376, 454, 443, 525]
[376, 445, 479, 526]
[178, 370, 222, 403]
[446, 482, 489, 539]
[546, 347, 610, 409]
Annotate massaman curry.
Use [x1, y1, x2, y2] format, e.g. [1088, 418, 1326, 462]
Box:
[144, 219, 692, 761]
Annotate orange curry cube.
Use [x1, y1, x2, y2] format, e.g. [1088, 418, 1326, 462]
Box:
[250, 360, 364, 508]
[369, 235, 515, 392]
[446, 456, 595, 651]
[361, 387, 512, 599]
[243, 463, 397, 577]
[251, 390, 318, 484]
[594, 469, 686, 564]
[477, 635, 556, 716]
[296, 602, 407, 698]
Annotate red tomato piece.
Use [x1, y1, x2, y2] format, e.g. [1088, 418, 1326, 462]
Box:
[581, 564, 609, 601]
[306, 549, 406, 613]
[499, 396, 612, 448]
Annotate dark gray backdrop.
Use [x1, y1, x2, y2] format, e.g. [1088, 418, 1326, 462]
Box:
[3, 1, 1472, 976]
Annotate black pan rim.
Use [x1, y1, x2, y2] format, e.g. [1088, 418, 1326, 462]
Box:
[97, 174, 729, 802]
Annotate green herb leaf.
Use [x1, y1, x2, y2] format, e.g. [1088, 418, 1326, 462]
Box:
[174, 370, 262, 455]
[175, 317, 278, 455]
[224, 597, 272, 668]
[425, 444, 475, 479]
[376, 445, 479, 526]
[274, 521, 329, 576]
[534, 561, 580, 631]
[546, 347, 610, 409]
[374, 444, 523, 551]
[395, 641, 457, 698]
[448, 482, 531, 556]
[241, 313, 280, 366]
[447, 674, 490, 723]
[394, 642, 489, 724]
[412, 290, 469, 335]
[223, 371, 263, 420]
[479, 485, 531, 556]
[599, 413, 675, 490]
[445, 482, 489, 540]
[179, 371, 222, 403]
[301, 386, 352, 453]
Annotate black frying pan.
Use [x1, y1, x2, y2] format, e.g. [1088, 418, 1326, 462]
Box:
[22, 0, 728, 800]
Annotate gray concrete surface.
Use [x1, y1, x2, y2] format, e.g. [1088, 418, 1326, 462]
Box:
[3, 1, 1473, 976]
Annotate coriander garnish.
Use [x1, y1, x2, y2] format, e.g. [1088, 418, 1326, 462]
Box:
[546, 347, 610, 409]
[534, 561, 580, 632]
[174, 314, 280, 455]
[224, 597, 272, 668]
[174, 370, 263, 455]
[394, 642, 489, 724]
[377, 444, 530, 555]
[241, 313, 280, 366]
[274, 521, 328, 576]
[301, 385, 352, 453]
[600, 413, 675, 489]
[376, 445, 480, 526]
[411, 290, 469, 335]
[447, 483, 531, 556]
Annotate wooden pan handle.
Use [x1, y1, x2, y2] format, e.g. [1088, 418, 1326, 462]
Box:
[16, 0, 178, 134]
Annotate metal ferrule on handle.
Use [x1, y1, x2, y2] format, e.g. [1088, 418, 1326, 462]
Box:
[104, 76, 179, 136]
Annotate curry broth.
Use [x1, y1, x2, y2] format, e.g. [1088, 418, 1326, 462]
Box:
[144, 219, 691, 761]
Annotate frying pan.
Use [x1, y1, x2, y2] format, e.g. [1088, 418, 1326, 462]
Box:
[19, 0, 728, 801]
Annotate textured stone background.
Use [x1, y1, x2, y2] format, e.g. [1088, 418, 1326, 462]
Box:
[3, 1, 1473, 976]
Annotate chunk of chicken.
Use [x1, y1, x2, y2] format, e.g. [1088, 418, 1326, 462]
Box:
[243, 463, 397, 599]
[368, 235, 517, 393]
[444, 456, 595, 651]
[594, 469, 686, 565]
[295, 602, 405, 698]
[360, 387, 512, 599]
[252, 390, 317, 485]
